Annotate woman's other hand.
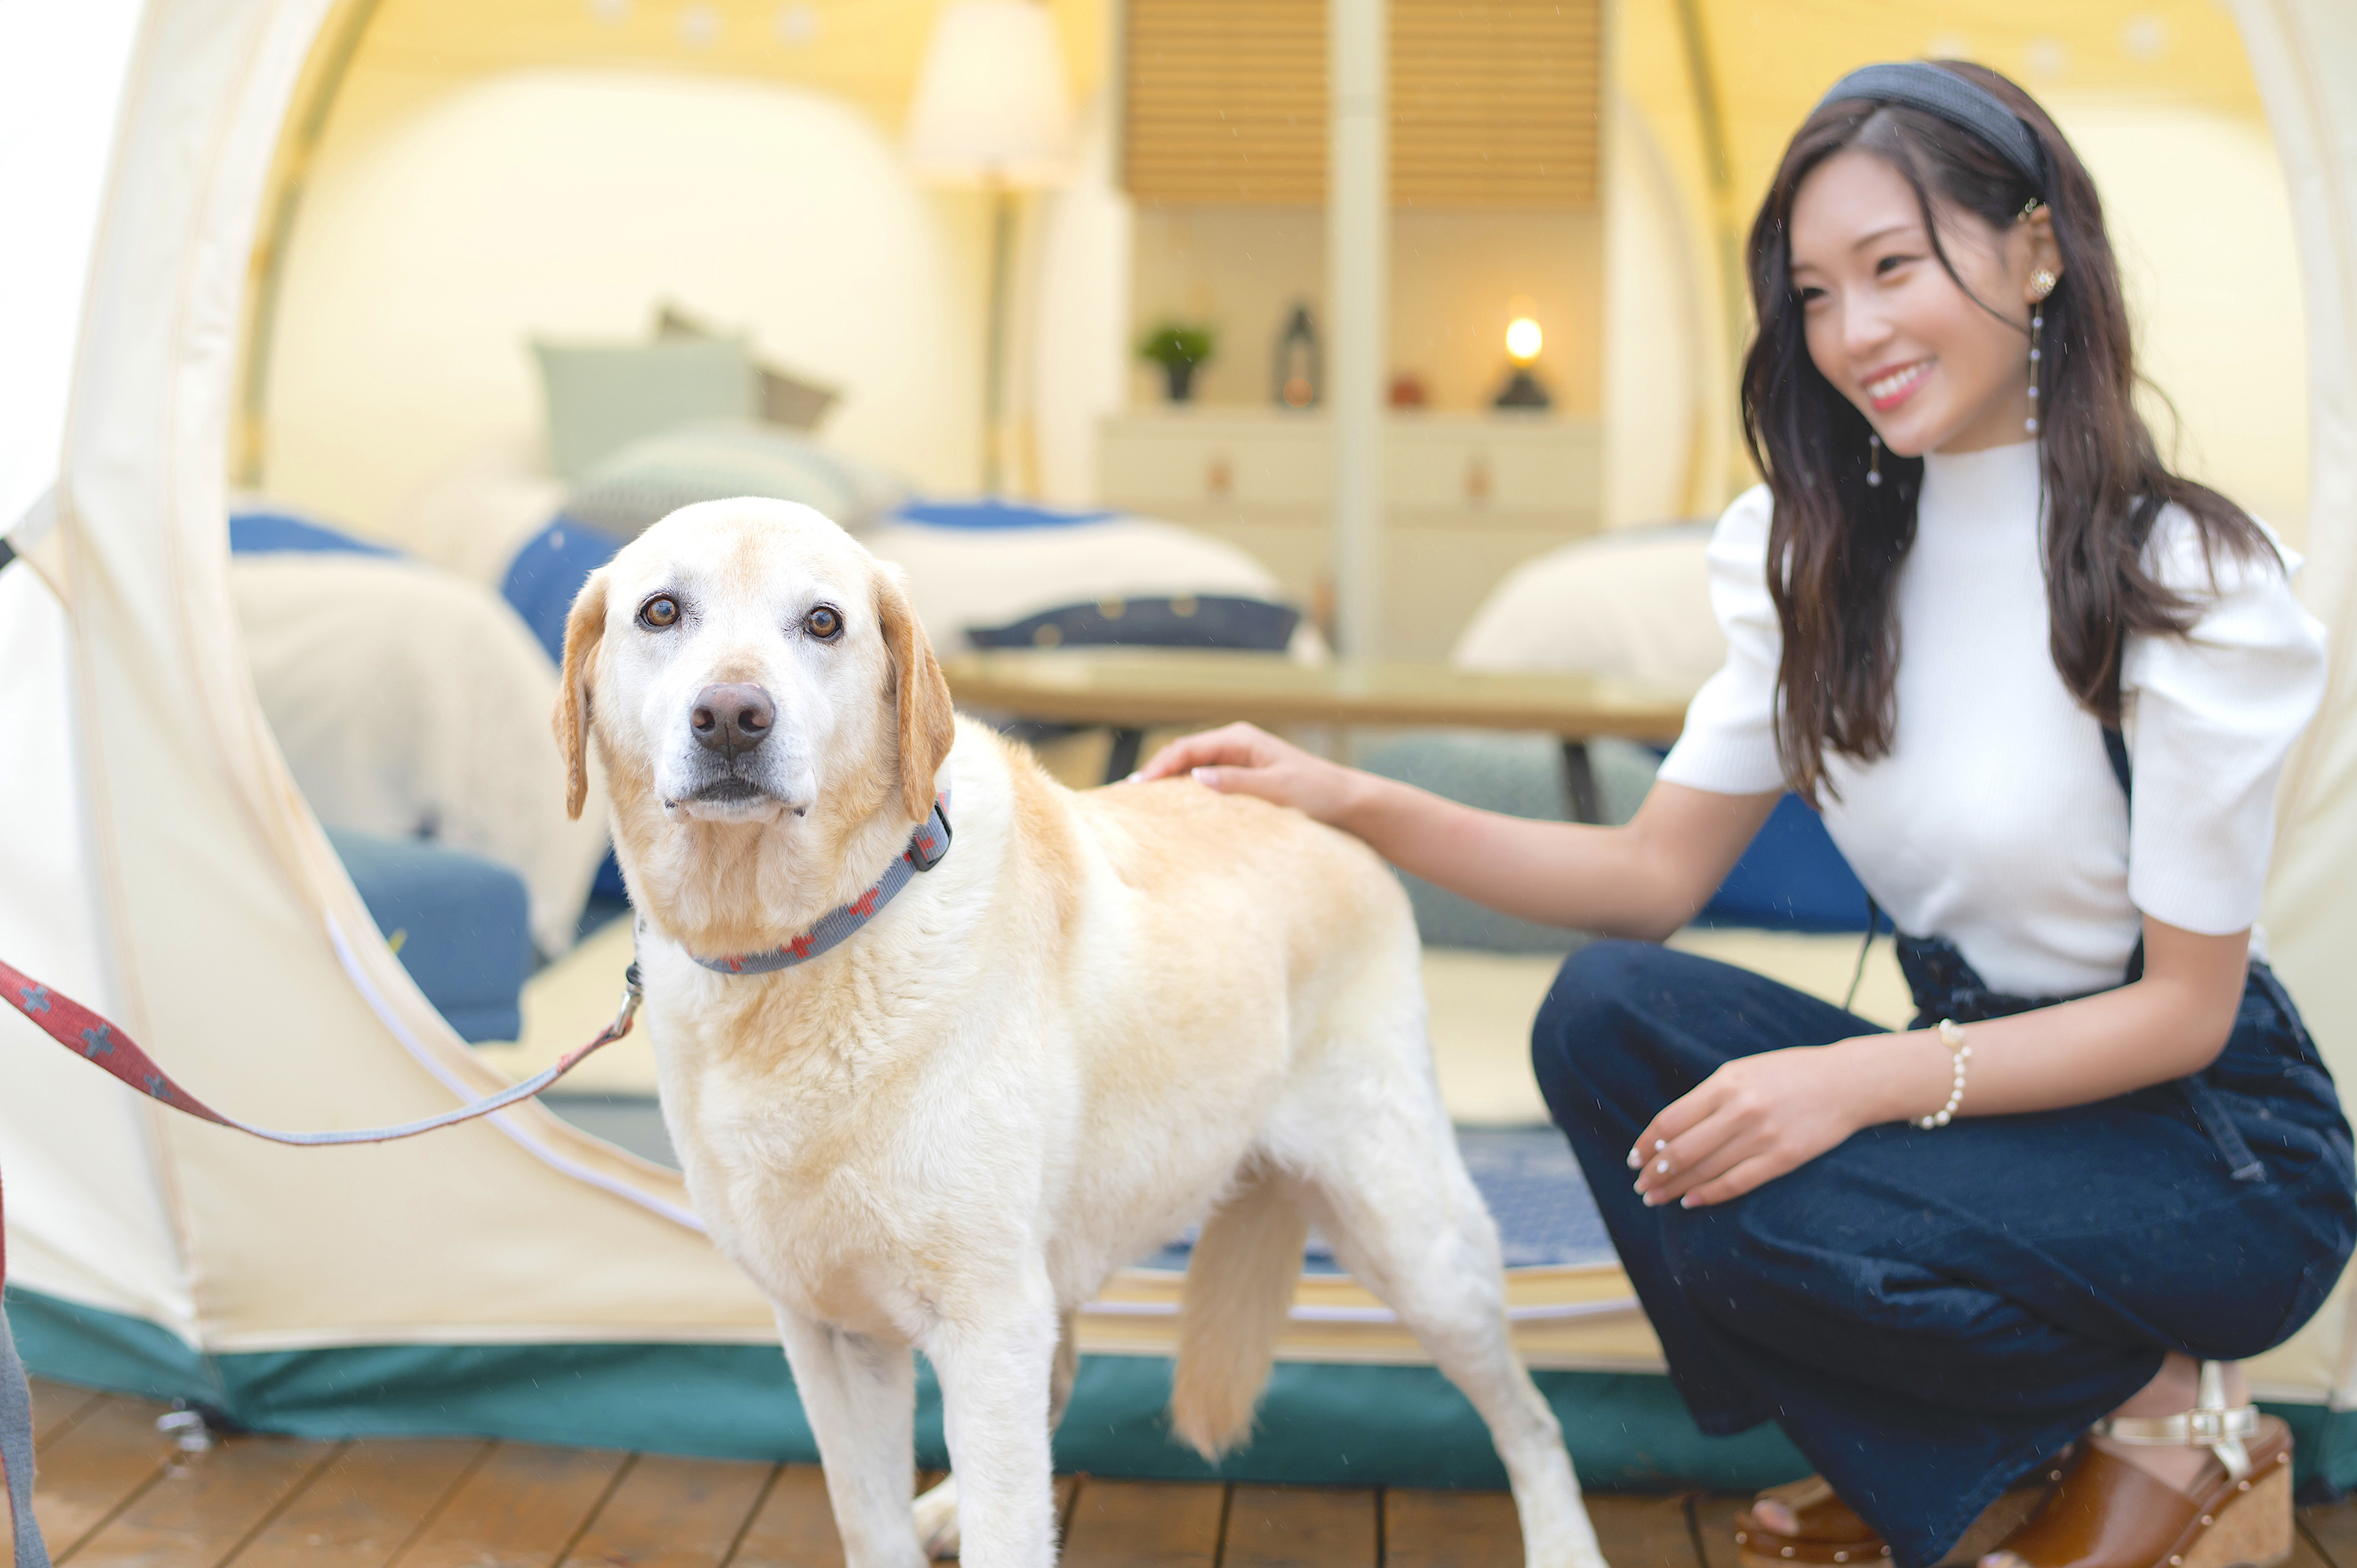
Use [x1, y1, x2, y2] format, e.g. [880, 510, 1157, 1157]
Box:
[1627, 1042, 1885, 1208]
[1127, 723, 1366, 825]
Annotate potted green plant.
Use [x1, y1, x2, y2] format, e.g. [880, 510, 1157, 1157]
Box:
[1138, 321, 1215, 403]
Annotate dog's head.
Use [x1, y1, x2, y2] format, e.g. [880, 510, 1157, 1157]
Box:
[553, 499, 955, 949]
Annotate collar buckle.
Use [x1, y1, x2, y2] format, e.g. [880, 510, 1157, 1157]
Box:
[907, 801, 953, 873]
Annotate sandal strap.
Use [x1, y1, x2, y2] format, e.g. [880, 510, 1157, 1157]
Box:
[2086, 1362, 2258, 1482]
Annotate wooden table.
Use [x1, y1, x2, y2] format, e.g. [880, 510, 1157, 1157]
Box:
[939, 649, 1696, 815]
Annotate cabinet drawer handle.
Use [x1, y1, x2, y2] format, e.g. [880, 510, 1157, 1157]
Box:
[1465, 453, 1493, 503]
[1206, 455, 1233, 499]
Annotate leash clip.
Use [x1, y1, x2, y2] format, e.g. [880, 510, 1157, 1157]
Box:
[610, 962, 646, 1035]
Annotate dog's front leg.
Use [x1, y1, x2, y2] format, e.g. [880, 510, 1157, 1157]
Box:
[777, 1310, 927, 1568]
[923, 1293, 1061, 1568]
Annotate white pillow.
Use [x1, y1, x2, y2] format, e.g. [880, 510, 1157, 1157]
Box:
[390, 434, 567, 587]
[230, 553, 608, 956]
[1452, 524, 1724, 687]
[863, 512, 1325, 662]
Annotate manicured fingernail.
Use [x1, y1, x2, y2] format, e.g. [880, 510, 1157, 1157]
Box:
[1641, 1191, 1661, 1207]
[1124, 771, 1144, 784]
[1191, 767, 1216, 786]
[1655, 1159, 1671, 1174]
[1626, 1148, 1642, 1169]
[1680, 1196, 1696, 1208]
[1653, 1139, 1667, 1152]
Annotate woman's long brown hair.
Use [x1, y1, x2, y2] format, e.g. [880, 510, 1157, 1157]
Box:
[1741, 61, 2275, 802]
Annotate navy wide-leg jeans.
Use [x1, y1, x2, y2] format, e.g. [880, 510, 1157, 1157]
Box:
[1530, 940, 2355, 1566]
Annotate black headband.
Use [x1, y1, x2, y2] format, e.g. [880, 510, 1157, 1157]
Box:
[1816, 62, 2046, 194]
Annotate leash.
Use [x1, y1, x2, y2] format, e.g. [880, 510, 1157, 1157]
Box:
[0, 797, 958, 1561]
[0, 956, 643, 1568]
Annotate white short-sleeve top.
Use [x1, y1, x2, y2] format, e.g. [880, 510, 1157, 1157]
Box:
[1657, 439, 2327, 998]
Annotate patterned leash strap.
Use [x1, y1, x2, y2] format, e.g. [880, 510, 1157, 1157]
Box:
[0, 954, 645, 1568]
[1, 1163, 43, 1568]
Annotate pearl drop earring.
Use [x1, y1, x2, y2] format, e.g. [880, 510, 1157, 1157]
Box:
[2026, 270, 2058, 438]
[1867, 432, 1883, 488]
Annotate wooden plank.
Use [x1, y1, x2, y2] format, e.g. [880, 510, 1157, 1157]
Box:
[232, 1438, 488, 1568]
[1221, 1486, 1374, 1568]
[24, 1394, 175, 1560]
[1687, 1496, 1743, 1568]
[393, 1444, 632, 1568]
[67, 1433, 338, 1568]
[726, 1466, 841, 1568]
[1583, 1494, 1705, 1568]
[2303, 1505, 2357, 1567]
[28, 1381, 103, 1446]
[560, 1454, 774, 1568]
[1383, 1489, 1520, 1568]
[1061, 1479, 1225, 1568]
[2292, 1515, 2338, 1568]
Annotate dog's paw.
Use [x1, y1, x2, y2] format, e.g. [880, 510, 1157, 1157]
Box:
[913, 1474, 961, 1559]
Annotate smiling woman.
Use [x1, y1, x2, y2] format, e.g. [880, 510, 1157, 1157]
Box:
[1131, 54, 2350, 1568]
[1743, 61, 2278, 806]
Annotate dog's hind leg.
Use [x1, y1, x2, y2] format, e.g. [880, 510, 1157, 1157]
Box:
[1298, 1095, 1604, 1568]
[912, 1307, 1078, 1560]
[776, 1310, 929, 1568]
[918, 1288, 1063, 1568]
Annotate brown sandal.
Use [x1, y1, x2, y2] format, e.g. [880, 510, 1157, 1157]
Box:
[1732, 1465, 2064, 1568]
[1984, 1364, 2293, 1568]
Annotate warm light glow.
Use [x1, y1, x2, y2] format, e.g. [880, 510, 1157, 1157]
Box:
[1505, 317, 1543, 365]
[904, 0, 1076, 188]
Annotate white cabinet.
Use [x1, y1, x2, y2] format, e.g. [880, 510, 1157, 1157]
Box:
[1098, 410, 1602, 659]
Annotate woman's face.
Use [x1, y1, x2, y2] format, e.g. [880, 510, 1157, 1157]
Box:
[1787, 147, 2058, 457]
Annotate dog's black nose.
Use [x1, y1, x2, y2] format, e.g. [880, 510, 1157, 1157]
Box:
[691, 683, 775, 757]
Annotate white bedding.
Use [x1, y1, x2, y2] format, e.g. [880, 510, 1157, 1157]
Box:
[230, 553, 609, 954]
[863, 514, 1327, 661]
[1452, 523, 1723, 686]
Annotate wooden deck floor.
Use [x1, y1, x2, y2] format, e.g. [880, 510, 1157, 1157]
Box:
[12, 1379, 2357, 1568]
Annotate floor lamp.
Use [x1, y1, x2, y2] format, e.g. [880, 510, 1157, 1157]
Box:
[907, 0, 1074, 496]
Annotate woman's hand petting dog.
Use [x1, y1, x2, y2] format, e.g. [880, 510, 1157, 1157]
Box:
[1129, 722, 1368, 826]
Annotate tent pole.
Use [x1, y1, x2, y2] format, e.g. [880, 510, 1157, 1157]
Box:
[1329, 0, 1387, 659]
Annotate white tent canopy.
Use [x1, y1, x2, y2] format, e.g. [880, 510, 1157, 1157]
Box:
[5, 0, 2357, 1489]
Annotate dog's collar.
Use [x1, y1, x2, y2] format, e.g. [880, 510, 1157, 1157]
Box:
[691, 797, 952, 976]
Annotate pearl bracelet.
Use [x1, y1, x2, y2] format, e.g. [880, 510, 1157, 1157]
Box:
[1918, 1018, 1970, 1129]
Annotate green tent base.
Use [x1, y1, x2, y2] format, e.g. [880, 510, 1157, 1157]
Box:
[13, 1287, 2357, 1497]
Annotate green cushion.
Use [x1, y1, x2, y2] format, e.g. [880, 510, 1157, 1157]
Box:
[564, 420, 911, 538]
[532, 338, 759, 482]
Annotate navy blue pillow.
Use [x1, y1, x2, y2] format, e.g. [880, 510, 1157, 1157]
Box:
[1699, 793, 1871, 932]
[966, 595, 1299, 653]
[497, 518, 632, 900]
[501, 516, 628, 665]
[326, 829, 533, 1042]
[228, 511, 401, 559]
[894, 499, 1116, 530]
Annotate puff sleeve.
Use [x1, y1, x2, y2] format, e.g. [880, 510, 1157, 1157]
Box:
[1656, 485, 1789, 795]
[2119, 511, 2327, 935]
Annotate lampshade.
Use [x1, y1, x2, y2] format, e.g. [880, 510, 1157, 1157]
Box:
[905, 0, 1075, 187]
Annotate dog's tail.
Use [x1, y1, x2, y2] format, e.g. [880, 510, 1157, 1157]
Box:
[1169, 1160, 1311, 1460]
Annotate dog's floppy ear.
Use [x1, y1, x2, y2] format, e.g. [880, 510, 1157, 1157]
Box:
[552, 571, 610, 821]
[877, 568, 956, 823]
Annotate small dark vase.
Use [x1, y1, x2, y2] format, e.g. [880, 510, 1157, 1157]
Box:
[1162, 359, 1199, 403]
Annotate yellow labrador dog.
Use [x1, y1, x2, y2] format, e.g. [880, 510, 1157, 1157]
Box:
[555, 499, 1600, 1568]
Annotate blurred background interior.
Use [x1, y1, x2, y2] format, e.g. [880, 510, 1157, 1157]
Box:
[214, 0, 2300, 1151]
[10, 0, 2348, 1491]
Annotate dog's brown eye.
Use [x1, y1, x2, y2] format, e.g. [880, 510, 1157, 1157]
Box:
[805, 605, 843, 641]
[640, 595, 680, 629]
